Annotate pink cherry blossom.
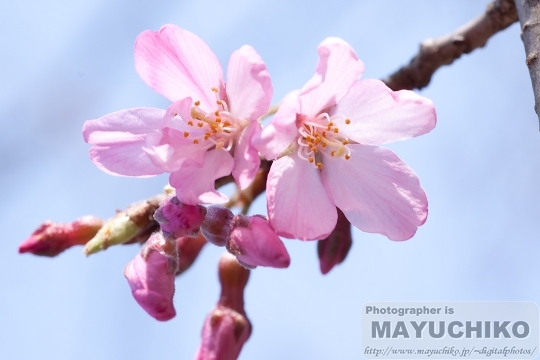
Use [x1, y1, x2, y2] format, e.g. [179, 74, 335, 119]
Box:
[83, 25, 273, 204]
[253, 37, 436, 241]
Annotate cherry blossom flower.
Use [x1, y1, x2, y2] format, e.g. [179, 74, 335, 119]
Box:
[83, 25, 272, 204]
[253, 37, 436, 241]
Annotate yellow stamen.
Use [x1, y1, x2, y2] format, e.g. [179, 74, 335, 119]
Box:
[316, 162, 323, 170]
[345, 119, 351, 124]
[214, 110, 220, 116]
[342, 139, 349, 145]
[194, 100, 201, 106]
[345, 154, 351, 160]
[198, 122, 204, 128]
[333, 128, 339, 133]
[187, 121, 193, 126]
[308, 157, 314, 163]
[211, 87, 219, 92]
[215, 118, 221, 123]
[183, 132, 189, 138]
[193, 139, 199, 144]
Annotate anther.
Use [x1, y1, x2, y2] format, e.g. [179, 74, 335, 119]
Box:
[216, 100, 223, 105]
[188, 121, 193, 126]
[194, 100, 201, 106]
[174, 113, 178, 117]
[316, 162, 323, 170]
[308, 157, 314, 163]
[211, 87, 219, 92]
[216, 118, 221, 123]
[193, 139, 199, 144]
[183, 132, 190, 138]
[333, 128, 339, 133]
[331, 151, 336, 156]
[345, 119, 351, 124]
[214, 111, 220, 116]
[345, 154, 351, 160]
[223, 121, 231, 127]
[198, 122, 204, 128]
[342, 139, 349, 145]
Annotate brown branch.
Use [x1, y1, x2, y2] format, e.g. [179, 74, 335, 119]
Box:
[515, 0, 540, 124]
[383, 0, 518, 91]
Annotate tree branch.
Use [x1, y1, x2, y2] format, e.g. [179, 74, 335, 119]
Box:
[515, 0, 540, 124]
[383, 0, 518, 91]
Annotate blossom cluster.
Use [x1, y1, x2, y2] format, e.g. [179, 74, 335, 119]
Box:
[20, 24, 436, 360]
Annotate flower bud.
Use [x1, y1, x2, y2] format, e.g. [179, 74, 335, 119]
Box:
[124, 232, 177, 321]
[317, 209, 352, 275]
[227, 215, 290, 269]
[84, 196, 162, 255]
[176, 232, 207, 275]
[154, 196, 206, 239]
[200, 205, 234, 246]
[19, 216, 103, 257]
[194, 253, 251, 360]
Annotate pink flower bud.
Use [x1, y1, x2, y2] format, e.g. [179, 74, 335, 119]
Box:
[124, 232, 177, 321]
[176, 232, 207, 275]
[154, 196, 206, 239]
[317, 209, 352, 275]
[19, 216, 103, 257]
[227, 215, 290, 269]
[200, 206, 234, 246]
[194, 253, 251, 360]
[195, 306, 251, 360]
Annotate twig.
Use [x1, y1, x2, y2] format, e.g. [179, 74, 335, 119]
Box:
[383, 0, 518, 91]
[515, 0, 540, 124]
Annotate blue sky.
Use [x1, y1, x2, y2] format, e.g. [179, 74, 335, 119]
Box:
[2, 1, 539, 359]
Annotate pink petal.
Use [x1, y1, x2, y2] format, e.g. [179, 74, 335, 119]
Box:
[266, 152, 337, 240]
[142, 99, 208, 172]
[298, 37, 364, 118]
[83, 108, 166, 177]
[232, 121, 261, 190]
[169, 149, 234, 205]
[251, 91, 300, 160]
[135, 24, 224, 108]
[332, 79, 437, 145]
[322, 144, 428, 241]
[226, 45, 273, 121]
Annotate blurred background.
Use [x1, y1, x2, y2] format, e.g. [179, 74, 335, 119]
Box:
[1, 1, 538, 359]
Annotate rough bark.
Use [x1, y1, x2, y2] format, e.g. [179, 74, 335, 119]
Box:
[515, 0, 540, 124]
[383, 0, 518, 91]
